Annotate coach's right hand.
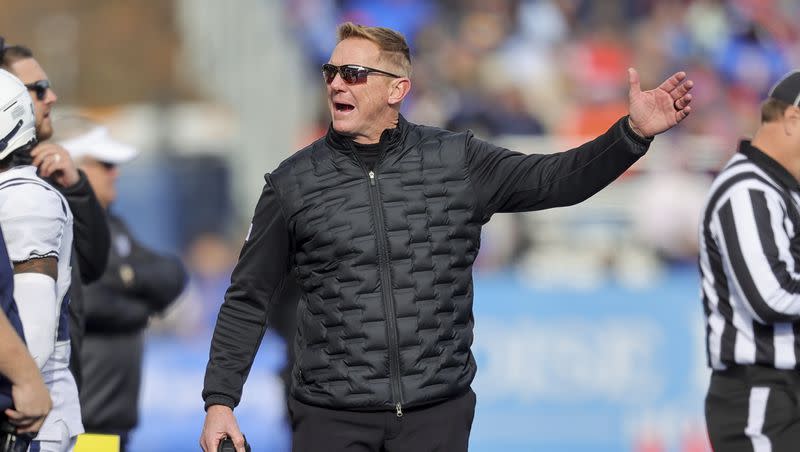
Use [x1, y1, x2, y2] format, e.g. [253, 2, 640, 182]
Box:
[200, 405, 246, 452]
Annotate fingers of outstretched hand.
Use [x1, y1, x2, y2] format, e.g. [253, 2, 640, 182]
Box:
[676, 105, 692, 123]
[669, 78, 694, 101]
[675, 93, 693, 110]
[658, 71, 687, 92]
[673, 88, 693, 123]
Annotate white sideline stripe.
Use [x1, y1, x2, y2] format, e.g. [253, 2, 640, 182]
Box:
[746, 387, 772, 452]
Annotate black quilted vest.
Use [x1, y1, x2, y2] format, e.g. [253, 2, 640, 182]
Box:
[271, 116, 484, 412]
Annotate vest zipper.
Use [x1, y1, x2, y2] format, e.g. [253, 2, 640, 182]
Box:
[358, 159, 404, 416]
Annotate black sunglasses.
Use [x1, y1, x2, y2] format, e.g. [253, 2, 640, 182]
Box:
[86, 159, 116, 171]
[25, 80, 50, 101]
[322, 63, 401, 85]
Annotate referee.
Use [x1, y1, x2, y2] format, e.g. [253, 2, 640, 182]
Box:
[700, 70, 800, 451]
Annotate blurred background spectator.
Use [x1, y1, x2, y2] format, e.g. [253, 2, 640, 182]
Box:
[3, 0, 800, 451]
[57, 120, 188, 451]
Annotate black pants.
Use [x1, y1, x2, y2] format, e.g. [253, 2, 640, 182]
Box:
[706, 366, 800, 452]
[288, 390, 476, 452]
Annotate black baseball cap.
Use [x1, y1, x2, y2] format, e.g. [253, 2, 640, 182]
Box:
[769, 70, 800, 106]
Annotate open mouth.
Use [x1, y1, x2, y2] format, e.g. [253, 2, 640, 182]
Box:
[335, 102, 355, 113]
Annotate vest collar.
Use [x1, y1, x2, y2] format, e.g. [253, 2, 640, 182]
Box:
[325, 114, 409, 154]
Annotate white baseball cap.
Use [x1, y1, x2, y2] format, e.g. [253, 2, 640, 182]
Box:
[59, 126, 138, 164]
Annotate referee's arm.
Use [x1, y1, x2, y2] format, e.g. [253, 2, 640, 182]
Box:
[717, 184, 800, 323]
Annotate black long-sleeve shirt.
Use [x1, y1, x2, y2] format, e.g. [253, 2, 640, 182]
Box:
[203, 116, 651, 409]
[57, 169, 110, 284]
[52, 169, 110, 390]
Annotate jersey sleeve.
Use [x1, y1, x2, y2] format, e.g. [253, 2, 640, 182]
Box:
[0, 183, 67, 263]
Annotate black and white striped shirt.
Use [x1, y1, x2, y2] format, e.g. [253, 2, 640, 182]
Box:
[700, 140, 800, 370]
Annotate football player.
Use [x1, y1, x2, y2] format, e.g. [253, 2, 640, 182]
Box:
[0, 69, 82, 451]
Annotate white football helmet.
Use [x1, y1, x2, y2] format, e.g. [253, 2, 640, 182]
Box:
[0, 69, 36, 161]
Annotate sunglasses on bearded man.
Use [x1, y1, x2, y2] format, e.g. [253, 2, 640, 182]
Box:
[322, 63, 401, 85]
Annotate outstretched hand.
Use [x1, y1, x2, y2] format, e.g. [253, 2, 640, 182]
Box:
[627, 68, 693, 138]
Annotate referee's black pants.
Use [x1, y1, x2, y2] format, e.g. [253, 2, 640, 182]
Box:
[288, 389, 476, 452]
[706, 365, 800, 451]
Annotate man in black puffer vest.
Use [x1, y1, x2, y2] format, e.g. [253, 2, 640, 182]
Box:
[201, 22, 695, 452]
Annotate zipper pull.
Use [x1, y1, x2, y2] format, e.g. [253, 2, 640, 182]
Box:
[368, 171, 376, 186]
[395, 402, 403, 417]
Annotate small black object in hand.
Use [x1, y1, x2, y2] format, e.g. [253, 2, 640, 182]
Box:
[0, 420, 34, 452]
[218, 435, 251, 452]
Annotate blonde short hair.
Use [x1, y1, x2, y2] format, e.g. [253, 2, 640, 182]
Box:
[337, 22, 412, 77]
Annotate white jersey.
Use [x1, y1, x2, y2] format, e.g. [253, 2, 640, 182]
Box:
[0, 166, 83, 441]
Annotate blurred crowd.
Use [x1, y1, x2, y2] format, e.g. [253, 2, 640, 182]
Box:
[291, 0, 799, 143]
[281, 0, 800, 281]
